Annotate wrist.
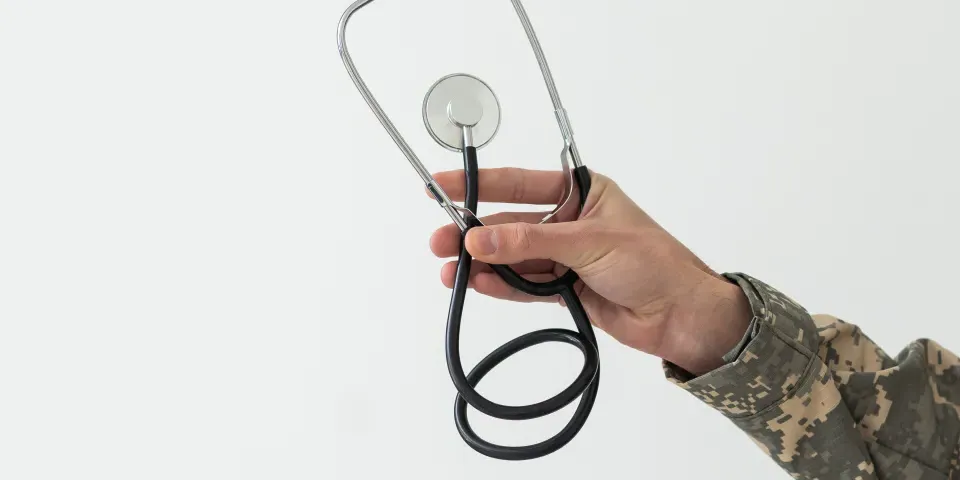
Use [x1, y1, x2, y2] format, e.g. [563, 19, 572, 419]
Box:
[660, 275, 753, 376]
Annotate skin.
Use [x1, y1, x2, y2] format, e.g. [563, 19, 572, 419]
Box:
[427, 167, 752, 376]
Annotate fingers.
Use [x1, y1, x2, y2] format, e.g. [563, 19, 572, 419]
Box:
[440, 259, 556, 288]
[440, 263, 560, 304]
[430, 211, 549, 259]
[427, 168, 566, 205]
[465, 221, 605, 269]
[473, 273, 560, 303]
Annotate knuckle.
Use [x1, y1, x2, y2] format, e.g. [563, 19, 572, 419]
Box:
[510, 223, 537, 252]
[506, 167, 526, 203]
[592, 171, 614, 188]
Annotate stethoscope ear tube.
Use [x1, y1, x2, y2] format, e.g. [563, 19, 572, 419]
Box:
[445, 145, 600, 461]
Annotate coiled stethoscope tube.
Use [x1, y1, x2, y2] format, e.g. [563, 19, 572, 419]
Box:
[449, 145, 599, 460]
[338, 0, 600, 461]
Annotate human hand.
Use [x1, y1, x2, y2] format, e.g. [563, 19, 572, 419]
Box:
[428, 168, 752, 375]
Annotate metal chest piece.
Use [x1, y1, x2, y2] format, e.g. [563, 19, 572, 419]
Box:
[423, 73, 501, 152]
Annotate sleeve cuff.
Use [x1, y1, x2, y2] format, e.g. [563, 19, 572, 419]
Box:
[663, 273, 820, 417]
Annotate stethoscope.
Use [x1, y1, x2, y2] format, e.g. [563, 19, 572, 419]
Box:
[338, 0, 599, 461]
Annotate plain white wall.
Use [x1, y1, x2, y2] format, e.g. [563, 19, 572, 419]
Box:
[2, 1, 958, 478]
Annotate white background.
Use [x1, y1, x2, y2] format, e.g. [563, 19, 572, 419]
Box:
[2, 1, 958, 478]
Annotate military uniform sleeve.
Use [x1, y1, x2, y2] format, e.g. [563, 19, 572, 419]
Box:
[663, 273, 960, 479]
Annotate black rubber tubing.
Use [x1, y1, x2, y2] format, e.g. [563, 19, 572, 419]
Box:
[444, 145, 600, 461]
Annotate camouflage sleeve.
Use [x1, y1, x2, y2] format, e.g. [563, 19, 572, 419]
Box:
[663, 273, 960, 479]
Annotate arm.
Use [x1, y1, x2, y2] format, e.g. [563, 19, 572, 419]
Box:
[425, 168, 958, 476]
[664, 273, 960, 479]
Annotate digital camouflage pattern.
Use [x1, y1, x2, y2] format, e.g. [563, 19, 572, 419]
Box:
[664, 273, 960, 479]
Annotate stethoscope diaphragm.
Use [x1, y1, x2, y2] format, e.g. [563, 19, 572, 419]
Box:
[422, 73, 501, 152]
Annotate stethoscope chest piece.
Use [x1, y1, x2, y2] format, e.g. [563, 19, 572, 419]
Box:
[423, 73, 501, 152]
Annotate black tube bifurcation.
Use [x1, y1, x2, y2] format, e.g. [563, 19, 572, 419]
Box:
[445, 145, 599, 461]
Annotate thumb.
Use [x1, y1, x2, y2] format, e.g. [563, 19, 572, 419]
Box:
[464, 221, 600, 268]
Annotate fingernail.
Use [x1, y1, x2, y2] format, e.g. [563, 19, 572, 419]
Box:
[471, 228, 498, 255]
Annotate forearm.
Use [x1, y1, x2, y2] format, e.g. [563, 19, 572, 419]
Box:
[663, 273, 960, 479]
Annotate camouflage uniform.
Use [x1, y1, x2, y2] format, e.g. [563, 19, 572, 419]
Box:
[664, 273, 960, 479]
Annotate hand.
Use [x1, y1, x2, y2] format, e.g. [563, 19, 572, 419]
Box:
[428, 168, 752, 375]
